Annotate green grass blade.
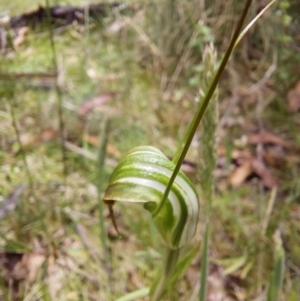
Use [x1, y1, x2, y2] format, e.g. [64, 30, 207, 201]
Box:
[267, 232, 285, 301]
[169, 244, 200, 286]
[115, 288, 150, 301]
[96, 117, 113, 289]
[199, 223, 210, 301]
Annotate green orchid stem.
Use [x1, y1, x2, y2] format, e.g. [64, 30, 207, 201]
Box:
[151, 248, 180, 301]
[153, 0, 253, 218]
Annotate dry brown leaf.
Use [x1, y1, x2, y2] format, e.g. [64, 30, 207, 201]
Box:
[19, 132, 40, 148]
[104, 19, 127, 35]
[0, 251, 26, 281]
[231, 149, 252, 165]
[289, 204, 300, 219]
[13, 26, 30, 47]
[83, 133, 99, 146]
[181, 161, 197, 178]
[83, 133, 120, 158]
[18, 128, 58, 150]
[207, 270, 235, 301]
[47, 255, 65, 299]
[107, 143, 121, 158]
[77, 93, 115, 117]
[23, 252, 46, 283]
[263, 146, 286, 169]
[251, 158, 279, 189]
[225, 274, 246, 301]
[230, 154, 278, 189]
[247, 131, 290, 148]
[230, 161, 253, 188]
[185, 266, 198, 289]
[287, 81, 300, 112]
[0, 250, 45, 284]
[217, 146, 226, 157]
[40, 128, 59, 142]
[127, 270, 144, 289]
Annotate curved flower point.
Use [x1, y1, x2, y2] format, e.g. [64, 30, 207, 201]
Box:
[103, 146, 199, 249]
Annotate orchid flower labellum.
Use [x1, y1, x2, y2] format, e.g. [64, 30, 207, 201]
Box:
[103, 146, 200, 249]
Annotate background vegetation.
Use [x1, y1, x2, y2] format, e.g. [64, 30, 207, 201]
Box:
[0, 0, 299, 300]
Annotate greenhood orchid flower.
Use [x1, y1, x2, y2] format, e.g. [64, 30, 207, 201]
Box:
[103, 145, 199, 250]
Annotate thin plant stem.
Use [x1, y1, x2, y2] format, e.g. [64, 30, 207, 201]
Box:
[234, 0, 277, 48]
[96, 117, 113, 297]
[262, 187, 278, 235]
[97, 117, 110, 261]
[199, 222, 210, 301]
[154, 0, 253, 218]
[151, 248, 180, 301]
[45, 0, 68, 178]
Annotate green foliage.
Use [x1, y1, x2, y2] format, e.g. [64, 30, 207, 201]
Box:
[169, 244, 200, 286]
[267, 231, 285, 301]
[1, 0, 299, 300]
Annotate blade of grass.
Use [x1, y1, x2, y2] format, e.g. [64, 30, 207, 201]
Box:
[169, 243, 200, 286]
[199, 223, 210, 301]
[96, 116, 113, 296]
[267, 230, 285, 301]
[115, 288, 150, 301]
